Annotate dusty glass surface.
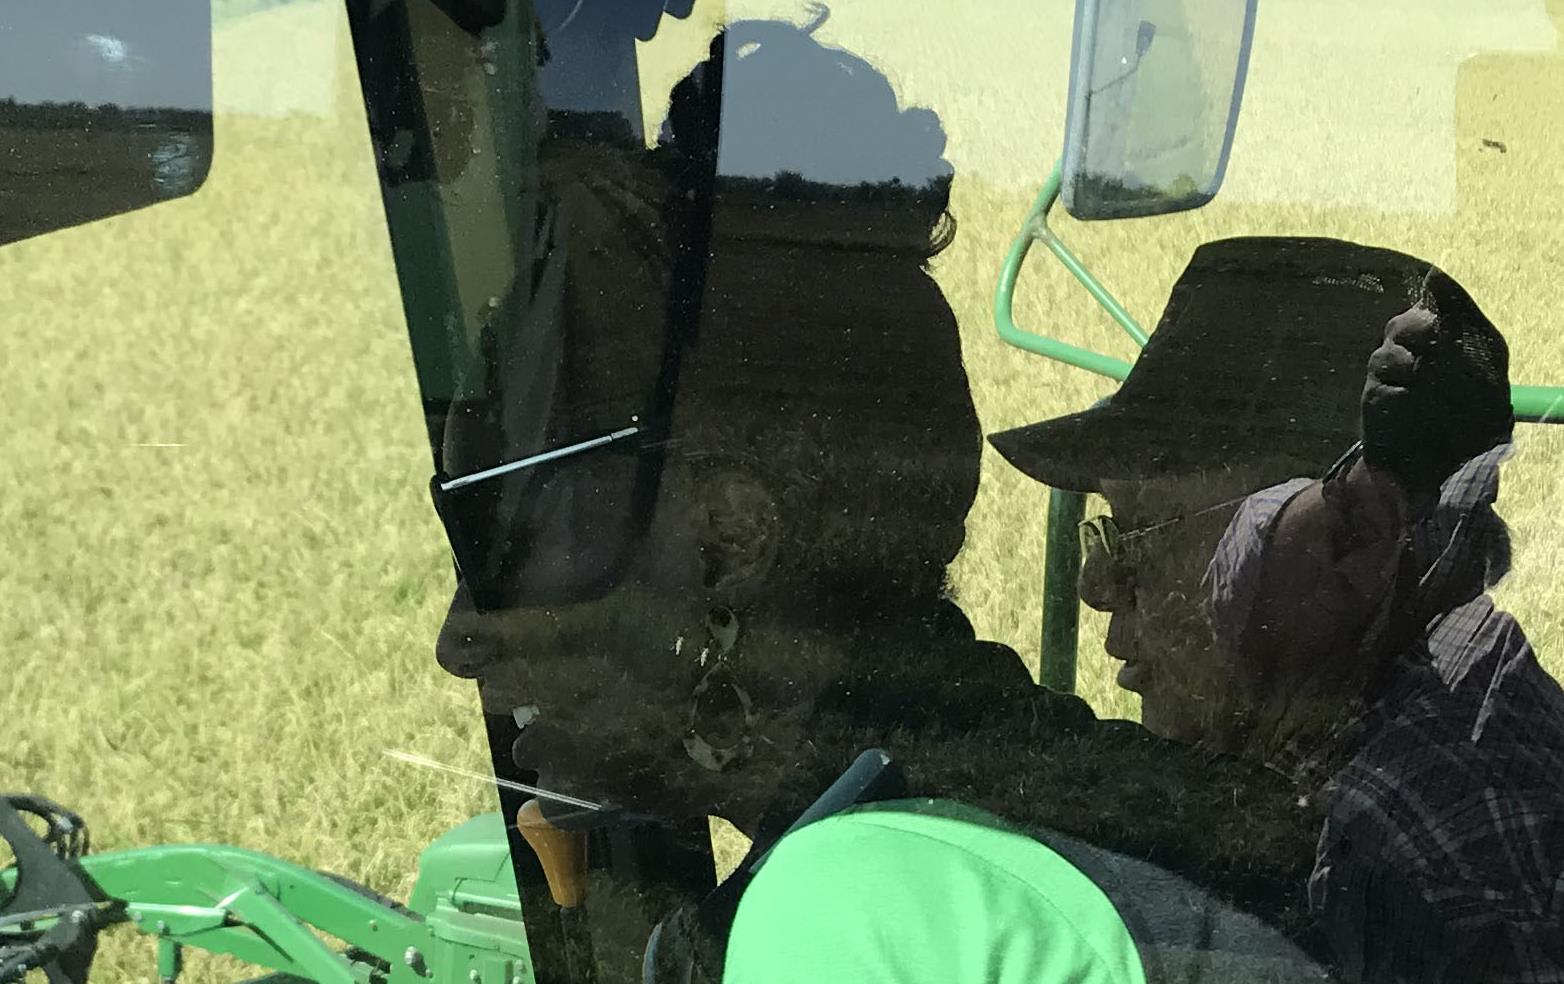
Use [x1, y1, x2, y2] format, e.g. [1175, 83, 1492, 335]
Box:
[4, 1, 1563, 983]
[351, 1, 1564, 981]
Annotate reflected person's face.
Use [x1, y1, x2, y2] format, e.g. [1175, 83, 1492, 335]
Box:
[435, 456, 836, 830]
[1084, 463, 1302, 749]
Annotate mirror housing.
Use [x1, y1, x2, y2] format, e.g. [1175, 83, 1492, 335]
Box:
[1060, 0, 1257, 221]
[0, 1, 213, 247]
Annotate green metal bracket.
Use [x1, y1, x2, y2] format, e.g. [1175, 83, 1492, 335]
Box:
[1040, 488, 1087, 693]
[1, 812, 536, 984]
[82, 844, 430, 981]
[124, 901, 231, 936]
[994, 159, 1148, 381]
[156, 935, 183, 983]
[222, 882, 361, 984]
[1, 844, 428, 976]
[406, 812, 533, 984]
[407, 813, 518, 918]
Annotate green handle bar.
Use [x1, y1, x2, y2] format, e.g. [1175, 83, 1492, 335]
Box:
[1513, 385, 1564, 424]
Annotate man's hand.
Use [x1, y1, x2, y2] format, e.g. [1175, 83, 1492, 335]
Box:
[1360, 271, 1513, 504]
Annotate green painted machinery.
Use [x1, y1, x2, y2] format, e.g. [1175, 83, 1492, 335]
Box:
[0, 795, 533, 984]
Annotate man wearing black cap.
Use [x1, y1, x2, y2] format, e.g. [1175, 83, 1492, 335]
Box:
[992, 249, 1564, 982]
[990, 237, 1443, 750]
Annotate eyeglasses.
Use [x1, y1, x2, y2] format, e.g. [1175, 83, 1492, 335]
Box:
[1078, 444, 1371, 599]
[1078, 493, 1258, 587]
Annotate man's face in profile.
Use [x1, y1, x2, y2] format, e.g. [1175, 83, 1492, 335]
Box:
[436, 450, 830, 827]
[1083, 460, 1306, 750]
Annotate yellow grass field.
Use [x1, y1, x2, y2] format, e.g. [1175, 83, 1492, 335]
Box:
[3, 1, 1562, 980]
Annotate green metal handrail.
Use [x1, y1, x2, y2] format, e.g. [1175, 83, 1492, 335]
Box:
[993, 161, 1145, 381]
[1514, 385, 1564, 425]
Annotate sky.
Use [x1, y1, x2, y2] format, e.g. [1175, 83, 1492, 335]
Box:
[1, 1, 212, 110]
[533, 0, 954, 187]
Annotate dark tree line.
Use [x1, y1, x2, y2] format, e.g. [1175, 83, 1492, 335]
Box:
[0, 98, 208, 132]
[721, 170, 953, 207]
[544, 109, 952, 208]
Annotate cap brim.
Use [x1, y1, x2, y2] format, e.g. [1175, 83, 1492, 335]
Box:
[987, 406, 1125, 493]
[988, 402, 1340, 492]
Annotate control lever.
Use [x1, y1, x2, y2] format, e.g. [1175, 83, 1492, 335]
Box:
[516, 798, 590, 908]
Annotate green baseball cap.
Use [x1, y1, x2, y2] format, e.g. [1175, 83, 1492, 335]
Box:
[722, 800, 1147, 984]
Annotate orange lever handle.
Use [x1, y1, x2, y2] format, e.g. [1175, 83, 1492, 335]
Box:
[516, 798, 590, 908]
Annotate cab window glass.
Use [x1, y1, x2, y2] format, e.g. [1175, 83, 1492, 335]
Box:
[387, 3, 1564, 980]
[2, 4, 475, 980]
[2, 2, 1561, 984]
[0, 1, 213, 245]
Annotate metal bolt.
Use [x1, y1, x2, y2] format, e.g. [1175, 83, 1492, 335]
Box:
[469, 971, 481, 982]
[131, 911, 143, 923]
[69, 909, 89, 925]
[155, 920, 169, 935]
[367, 919, 378, 931]
[404, 946, 423, 969]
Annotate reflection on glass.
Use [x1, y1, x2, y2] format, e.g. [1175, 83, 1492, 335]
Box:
[345, 2, 1564, 982]
[0, 0, 213, 246]
[394, 6, 1332, 981]
[1061, 0, 1254, 219]
[993, 246, 1564, 981]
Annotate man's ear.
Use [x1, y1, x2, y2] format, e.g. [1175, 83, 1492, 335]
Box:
[695, 466, 782, 605]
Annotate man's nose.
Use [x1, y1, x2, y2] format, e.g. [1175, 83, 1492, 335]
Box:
[436, 581, 503, 679]
[1078, 547, 1133, 613]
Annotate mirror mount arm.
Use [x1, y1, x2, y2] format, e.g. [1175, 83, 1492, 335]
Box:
[993, 158, 1148, 382]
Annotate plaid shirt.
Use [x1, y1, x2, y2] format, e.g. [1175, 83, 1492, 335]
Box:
[1205, 443, 1564, 983]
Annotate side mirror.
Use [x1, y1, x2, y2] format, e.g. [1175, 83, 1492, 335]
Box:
[1060, 0, 1258, 220]
[0, 1, 213, 248]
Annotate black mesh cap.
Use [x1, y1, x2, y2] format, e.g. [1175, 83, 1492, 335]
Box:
[1354, 264, 1515, 497]
[1413, 265, 1513, 439]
